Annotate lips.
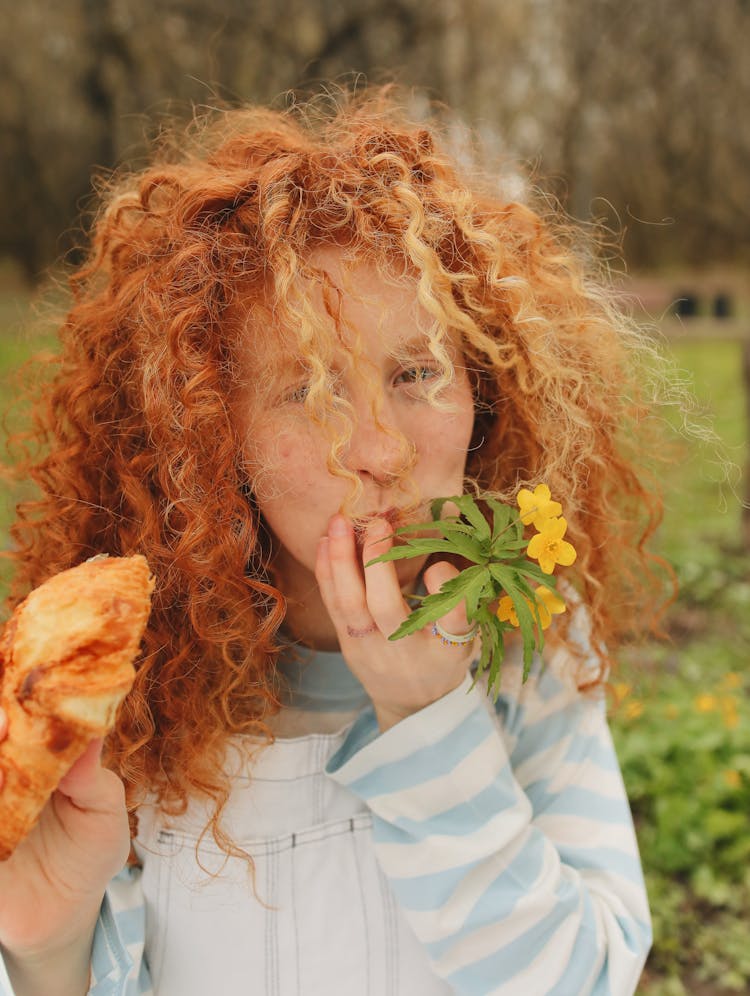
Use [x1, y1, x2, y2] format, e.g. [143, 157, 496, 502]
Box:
[351, 500, 436, 552]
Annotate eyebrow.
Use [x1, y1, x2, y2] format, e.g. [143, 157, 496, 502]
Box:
[390, 330, 460, 361]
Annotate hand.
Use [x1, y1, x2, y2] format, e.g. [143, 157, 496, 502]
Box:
[315, 515, 477, 731]
[0, 705, 130, 966]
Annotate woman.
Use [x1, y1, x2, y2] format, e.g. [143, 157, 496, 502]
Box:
[0, 86, 664, 995]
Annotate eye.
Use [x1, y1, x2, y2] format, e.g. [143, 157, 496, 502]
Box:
[280, 372, 346, 406]
[393, 363, 441, 388]
[284, 383, 311, 404]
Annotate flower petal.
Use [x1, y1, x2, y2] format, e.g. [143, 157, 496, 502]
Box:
[539, 552, 556, 574]
[517, 488, 537, 525]
[536, 586, 566, 615]
[527, 533, 544, 558]
[555, 540, 577, 566]
[496, 595, 519, 626]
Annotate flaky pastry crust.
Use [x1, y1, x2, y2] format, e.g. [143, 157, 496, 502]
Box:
[0, 554, 153, 860]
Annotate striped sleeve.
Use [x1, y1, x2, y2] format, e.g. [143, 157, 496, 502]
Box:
[0, 949, 13, 994]
[325, 648, 651, 996]
[0, 867, 150, 996]
[88, 865, 152, 995]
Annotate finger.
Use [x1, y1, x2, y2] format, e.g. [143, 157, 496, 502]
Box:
[314, 536, 337, 619]
[315, 527, 377, 640]
[362, 518, 408, 631]
[323, 515, 372, 627]
[423, 560, 472, 636]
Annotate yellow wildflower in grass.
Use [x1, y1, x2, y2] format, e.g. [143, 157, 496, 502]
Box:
[496, 586, 566, 631]
[723, 769, 742, 790]
[517, 484, 562, 530]
[613, 682, 632, 704]
[664, 703, 680, 719]
[720, 672, 743, 690]
[694, 693, 718, 713]
[720, 696, 740, 730]
[623, 700, 644, 720]
[527, 517, 577, 575]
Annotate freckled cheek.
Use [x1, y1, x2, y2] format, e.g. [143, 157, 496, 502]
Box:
[251, 428, 331, 501]
[416, 408, 475, 476]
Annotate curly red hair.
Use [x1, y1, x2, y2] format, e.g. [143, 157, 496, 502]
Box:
[3, 86, 671, 853]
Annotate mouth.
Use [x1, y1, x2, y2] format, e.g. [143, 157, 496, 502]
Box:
[351, 507, 401, 549]
[350, 500, 437, 551]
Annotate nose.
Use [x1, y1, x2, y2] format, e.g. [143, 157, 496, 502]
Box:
[345, 398, 415, 486]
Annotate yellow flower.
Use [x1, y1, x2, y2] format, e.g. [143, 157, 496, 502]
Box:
[535, 586, 566, 626]
[613, 682, 631, 704]
[527, 517, 577, 575]
[517, 484, 563, 530]
[694, 693, 718, 713]
[496, 586, 566, 630]
[496, 595, 520, 627]
[623, 700, 644, 720]
[664, 703, 680, 719]
[721, 672, 742, 690]
[720, 697, 740, 730]
[723, 769, 742, 790]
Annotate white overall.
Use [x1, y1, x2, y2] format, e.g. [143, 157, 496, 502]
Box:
[133, 724, 454, 996]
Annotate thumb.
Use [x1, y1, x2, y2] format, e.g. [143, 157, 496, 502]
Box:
[56, 738, 108, 809]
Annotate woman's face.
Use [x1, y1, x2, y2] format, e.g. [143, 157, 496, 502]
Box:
[241, 249, 476, 603]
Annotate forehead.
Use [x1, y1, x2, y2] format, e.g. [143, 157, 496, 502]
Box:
[246, 248, 436, 373]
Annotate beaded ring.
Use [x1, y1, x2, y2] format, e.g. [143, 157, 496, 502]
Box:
[431, 621, 479, 646]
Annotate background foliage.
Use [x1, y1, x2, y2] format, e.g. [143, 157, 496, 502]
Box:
[1, 0, 749, 278]
[610, 337, 749, 995]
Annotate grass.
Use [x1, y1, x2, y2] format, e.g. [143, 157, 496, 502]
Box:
[0, 277, 748, 993]
[609, 337, 749, 994]
[657, 339, 747, 558]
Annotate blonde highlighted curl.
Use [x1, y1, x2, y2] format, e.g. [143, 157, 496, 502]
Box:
[3, 86, 671, 857]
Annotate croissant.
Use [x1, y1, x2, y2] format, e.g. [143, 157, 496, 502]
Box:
[0, 554, 154, 860]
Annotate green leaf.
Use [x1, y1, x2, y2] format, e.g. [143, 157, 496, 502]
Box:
[485, 497, 513, 539]
[393, 517, 473, 538]
[497, 573, 540, 677]
[456, 496, 492, 542]
[488, 538, 530, 557]
[365, 537, 475, 564]
[369, 491, 578, 697]
[483, 619, 507, 700]
[487, 562, 517, 589]
[386, 565, 488, 639]
[463, 568, 493, 620]
[366, 528, 486, 566]
[432, 494, 491, 543]
[425, 519, 478, 539]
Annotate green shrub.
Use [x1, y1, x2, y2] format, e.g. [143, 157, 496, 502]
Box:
[612, 601, 750, 991]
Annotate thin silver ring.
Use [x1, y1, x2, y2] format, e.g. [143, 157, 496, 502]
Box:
[432, 621, 479, 646]
[346, 623, 378, 638]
